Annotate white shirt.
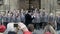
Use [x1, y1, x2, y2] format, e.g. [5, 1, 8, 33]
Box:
[7, 23, 16, 31]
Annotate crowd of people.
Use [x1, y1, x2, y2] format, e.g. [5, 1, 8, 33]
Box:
[0, 9, 57, 25]
[0, 8, 58, 34]
[0, 9, 56, 23]
[0, 22, 57, 34]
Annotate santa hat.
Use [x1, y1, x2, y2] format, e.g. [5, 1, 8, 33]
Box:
[0, 25, 6, 33]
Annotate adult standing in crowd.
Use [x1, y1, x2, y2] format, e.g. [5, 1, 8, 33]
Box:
[25, 11, 34, 26]
[43, 22, 56, 34]
[48, 13, 55, 23]
[0, 22, 6, 34]
[39, 8, 48, 28]
[32, 9, 41, 29]
[56, 15, 60, 30]
[2, 13, 8, 28]
[20, 9, 25, 23]
[7, 11, 13, 22]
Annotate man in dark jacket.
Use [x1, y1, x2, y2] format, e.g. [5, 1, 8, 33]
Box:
[25, 11, 34, 26]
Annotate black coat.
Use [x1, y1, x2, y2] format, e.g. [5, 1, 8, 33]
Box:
[25, 13, 34, 25]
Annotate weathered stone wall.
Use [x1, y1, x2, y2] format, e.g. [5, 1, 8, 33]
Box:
[18, 0, 40, 10]
[0, 0, 60, 11]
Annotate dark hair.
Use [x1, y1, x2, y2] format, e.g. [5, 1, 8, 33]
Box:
[8, 11, 9, 13]
[28, 10, 31, 13]
[27, 24, 34, 32]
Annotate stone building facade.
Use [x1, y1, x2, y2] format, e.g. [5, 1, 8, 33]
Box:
[18, 0, 41, 10]
[0, 0, 60, 12]
[0, 0, 41, 10]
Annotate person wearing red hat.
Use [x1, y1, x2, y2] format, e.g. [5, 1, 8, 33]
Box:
[0, 24, 6, 34]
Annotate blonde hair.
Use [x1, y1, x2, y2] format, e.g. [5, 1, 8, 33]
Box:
[44, 24, 56, 34]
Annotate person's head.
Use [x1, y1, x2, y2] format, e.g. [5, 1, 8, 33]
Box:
[0, 25, 6, 33]
[28, 11, 32, 15]
[44, 23, 52, 34]
[28, 11, 31, 13]
[48, 22, 56, 29]
[27, 24, 34, 32]
[44, 22, 56, 34]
